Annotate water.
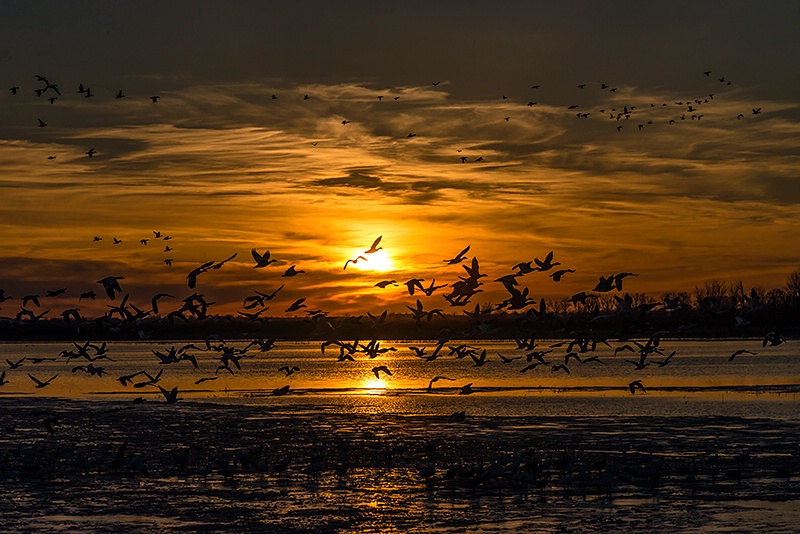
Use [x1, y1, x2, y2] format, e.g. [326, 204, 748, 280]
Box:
[1, 338, 798, 418]
[2, 339, 799, 532]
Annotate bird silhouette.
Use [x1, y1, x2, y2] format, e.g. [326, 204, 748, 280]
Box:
[371, 366, 392, 379]
[628, 380, 646, 394]
[364, 236, 383, 254]
[28, 373, 58, 389]
[282, 265, 304, 277]
[427, 375, 455, 391]
[251, 248, 276, 268]
[443, 245, 471, 265]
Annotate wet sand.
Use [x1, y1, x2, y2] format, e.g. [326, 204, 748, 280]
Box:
[1, 397, 799, 533]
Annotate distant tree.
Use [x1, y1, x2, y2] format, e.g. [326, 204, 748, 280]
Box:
[787, 267, 800, 298]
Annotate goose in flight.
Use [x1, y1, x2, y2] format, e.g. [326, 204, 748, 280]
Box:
[157, 385, 180, 404]
[272, 385, 290, 396]
[97, 276, 125, 299]
[186, 260, 215, 288]
[534, 251, 560, 272]
[498, 353, 521, 364]
[279, 365, 300, 376]
[344, 256, 368, 270]
[0, 371, 8, 387]
[251, 248, 276, 268]
[443, 245, 470, 264]
[28, 373, 58, 389]
[404, 278, 425, 295]
[115, 90, 125, 99]
[86, 147, 97, 158]
[470, 349, 489, 367]
[150, 293, 175, 314]
[282, 265, 304, 277]
[22, 294, 41, 307]
[46, 287, 67, 297]
[427, 375, 455, 391]
[628, 380, 646, 394]
[151, 95, 160, 103]
[37, 118, 47, 127]
[285, 298, 307, 312]
[458, 383, 474, 395]
[7, 358, 25, 369]
[364, 236, 383, 254]
[550, 269, 575, 282]
[728, 349, 756, 362]
[372, 365, 392, 379]
[374, 280, 398, 288]
[762, 331, 784, 347]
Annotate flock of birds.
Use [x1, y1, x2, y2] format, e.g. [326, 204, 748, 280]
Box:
[5, 69, 765, 165]
[0, 231, 787, 404]
[0, 69, 782, 403]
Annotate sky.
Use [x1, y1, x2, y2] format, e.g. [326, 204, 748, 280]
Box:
[1, 1, 799, 319]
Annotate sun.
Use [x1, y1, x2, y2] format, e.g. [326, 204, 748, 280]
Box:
[354, 249, 394, 272]
[363, 378, 387, 391]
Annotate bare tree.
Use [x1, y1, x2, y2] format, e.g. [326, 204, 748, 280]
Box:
[787, 267, 800, 298]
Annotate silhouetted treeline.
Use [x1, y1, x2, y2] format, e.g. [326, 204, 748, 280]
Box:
[1, 280, 798, 342]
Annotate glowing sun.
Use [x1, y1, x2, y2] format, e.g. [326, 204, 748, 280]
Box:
[354, 249, 394, 272]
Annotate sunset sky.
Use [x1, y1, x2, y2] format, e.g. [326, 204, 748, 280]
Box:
[1, 1, 799, 318]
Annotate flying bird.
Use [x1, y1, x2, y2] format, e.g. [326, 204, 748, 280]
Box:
[252, 248, 277, 268]
[285, 298, 307, 312]
[427, 376, 455, 391]
[344, 256, 368, 270]
[282, 265, 304, 277]
[28, 373, 58, 389]
[443, 245, 471, 265]
[364, 236, 383, 254]
[371, 366, 392, 379]
[628, 380, 646, 394]
[97, 276, 125, 299]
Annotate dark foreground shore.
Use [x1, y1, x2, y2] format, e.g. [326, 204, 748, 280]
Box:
[1, 397, 799, 533]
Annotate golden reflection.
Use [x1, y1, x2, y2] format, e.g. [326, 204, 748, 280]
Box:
[363, 378, 387, 392]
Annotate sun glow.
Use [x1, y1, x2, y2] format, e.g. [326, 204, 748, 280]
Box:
[354, 249, 394, 272]
[363, 378, 387, 390]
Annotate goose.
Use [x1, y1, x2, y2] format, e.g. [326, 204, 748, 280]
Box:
[728, 349, 756, 362]
[28, 373, 58, 389]
[157, 385, 180, 404]
[7, 358, 25, 369]
[427, 375, 455, 391]
[285, 298, 307, 312]
[534, 251, 560, 272]
[364, 235, 383, 254]
[251, 248, 276, 268]
[470, 349, 489, 367]
[97, 276, 125, 299]
[282, 265, 304, 277]
[628, 380, 646, 394]
[497, 352, 522, 363]
[344, 256, 368, 270]
[549, 268, 575, 282]
[372, 365, 392, 379]
[272, 385, 290, 396]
